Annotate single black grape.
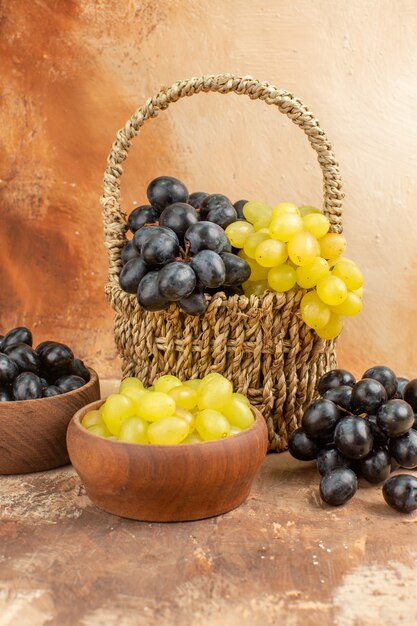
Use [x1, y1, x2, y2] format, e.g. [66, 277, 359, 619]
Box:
[366, 414, 389, 445]
[35, 340, 55, 356]
[200, 194, 237, 229]
[220, 252, 251, 286]
[55, 375, 86, 393]
[317, 369, 356, 395]
[0, 354, 18, 384]
[5, 344, 40, 374]
[127, 205, 160, 233]
[334, 416, 373, 459]
[397, 377, 410, 397]
[0, 388, 13, 401]
[39, 377, 49, 391]
[178, 290, 207, 316]
[316, 445, 350, 476]
[362, 365, 398, 399]
[13, 372, 43, 400]
[68, 359, 90, 382]
[1, 327, 33, 350]
[351, 378, 387, 415]
[137, 271, 169, 312]
[233, 199, 248, 220]
[376, 399, 414, 437]
[147, 176, 189, 212]
[404, 379, 417, 412]
[190, 250, 226, 288]
[323, 385, 353, 412]
[119, 258, 149, 294]
[185, 222, 231, 255]
[383, 474, 417, 513]
[301, 399, 341, 440]
[160, 203, 199, 240]
[133, 225, 178, 253]
[158, 262, 196, 301]
[360, 448, 391, 483]
[288, 428, 319, 461]
[141, 233, 179, 267]
[43, 385, 62, 398]
[319, 468, 358, 506]
[40, 343, 74, 374]
[389, 430, 417, 468]
[188, 191, 208, 209]
[121, 241, 140, 265]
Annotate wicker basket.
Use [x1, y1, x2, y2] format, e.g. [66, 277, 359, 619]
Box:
[101, 74, 343, 451]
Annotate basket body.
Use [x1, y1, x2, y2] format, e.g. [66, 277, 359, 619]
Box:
[102, 74, 343, 451]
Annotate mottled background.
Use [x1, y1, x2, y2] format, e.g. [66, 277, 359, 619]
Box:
[1, 0, 417, 378]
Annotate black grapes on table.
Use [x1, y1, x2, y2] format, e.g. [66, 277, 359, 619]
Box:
[0, 327, 91, 402]
[119, 176, 251, 316]
[288, 365, 417, 513]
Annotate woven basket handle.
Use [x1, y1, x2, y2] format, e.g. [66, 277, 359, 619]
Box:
[102, 74, 344, 285]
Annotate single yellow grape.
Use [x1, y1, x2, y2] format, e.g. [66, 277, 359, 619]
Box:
[299, 205, 322, 217]
[197, 374, 233, 411]
[183, 379, 201, 391]
[120, 386, 147, 414]
[225, 221, 254, 248]
[195, 409, 231, 441]
[154, 375, 182, 393]
[242, 280, 268, 296]
[169, 385, 198, 410]
[316, 275, 348, 306]
[230, 426, 243, 436]
[255, 239, 288, 267]
[222, 394, 255, 429]
[174, 407, 196, 432]
[302, 213, 330, 239]
[352, 286, 364, 298]
[119, 377, 144, 394]
[182, 432, 203, 444]
[319, 233, 347, 259]
[243, 201, 272, 225]
[295, 257, 330, 289]
[243, 230, 269, 258]
[118, 416, 149, 443]
[81, 410, 103, 429]
[136, 391, 176, 422]
[148, 416, 189, 445]
[267, 264, 297, 292]
[287, 231, 319, 267]
[331, 291, 363, 316]
[102, 394, 136, 435]
[316, 313, 344, 340]
[272, 202, 300, 219]
[300, 291, 331, 330]
[253, 214, 272, 230]
[331, 259, 364, 291]
[239, 253, 269, 281]
[269, 213, 303, 242]
[87, 423, 112, 438]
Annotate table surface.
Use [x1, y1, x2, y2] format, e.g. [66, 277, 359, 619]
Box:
[1, 382, 417, 626]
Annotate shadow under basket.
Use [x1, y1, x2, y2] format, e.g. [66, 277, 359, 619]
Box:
[101, 74, 342, 451]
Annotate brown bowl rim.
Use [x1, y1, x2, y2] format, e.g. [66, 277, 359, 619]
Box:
[71, 398, 264, 450]
[0, 367, 99, 408]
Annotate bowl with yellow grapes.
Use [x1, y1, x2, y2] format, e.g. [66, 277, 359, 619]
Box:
[67, 373, 268, 522]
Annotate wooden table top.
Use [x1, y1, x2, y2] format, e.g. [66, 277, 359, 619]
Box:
[1, 383, 417, 626]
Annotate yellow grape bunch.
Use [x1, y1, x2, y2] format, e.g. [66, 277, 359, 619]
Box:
[225, 201, 363, 340]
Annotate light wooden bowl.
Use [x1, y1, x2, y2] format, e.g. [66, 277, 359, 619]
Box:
[67, 399, 268, 522]
[0, 369, 100, 475]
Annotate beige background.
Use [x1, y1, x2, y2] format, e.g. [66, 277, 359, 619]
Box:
[1, 0, 417, 378]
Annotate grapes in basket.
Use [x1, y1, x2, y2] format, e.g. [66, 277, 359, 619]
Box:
[288, 366, 417, 513]
[82, 373, 255, 445]
[0, 326, 91, 401]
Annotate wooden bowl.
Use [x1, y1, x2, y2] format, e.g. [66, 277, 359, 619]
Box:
[67, 399, 268, 522]
[0, 369, 100, 475]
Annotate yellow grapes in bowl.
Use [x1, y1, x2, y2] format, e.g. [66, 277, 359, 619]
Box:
[81, 374, 255, 445]
[225, 200, 363, 340]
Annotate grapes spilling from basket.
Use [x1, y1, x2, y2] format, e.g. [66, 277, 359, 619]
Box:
[225, 201, 364, 340]
[120, 176, 251, 315]
[82, 373, 255, 444]
[288, 366, 417, 513]
[0, 327, 91, 401]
